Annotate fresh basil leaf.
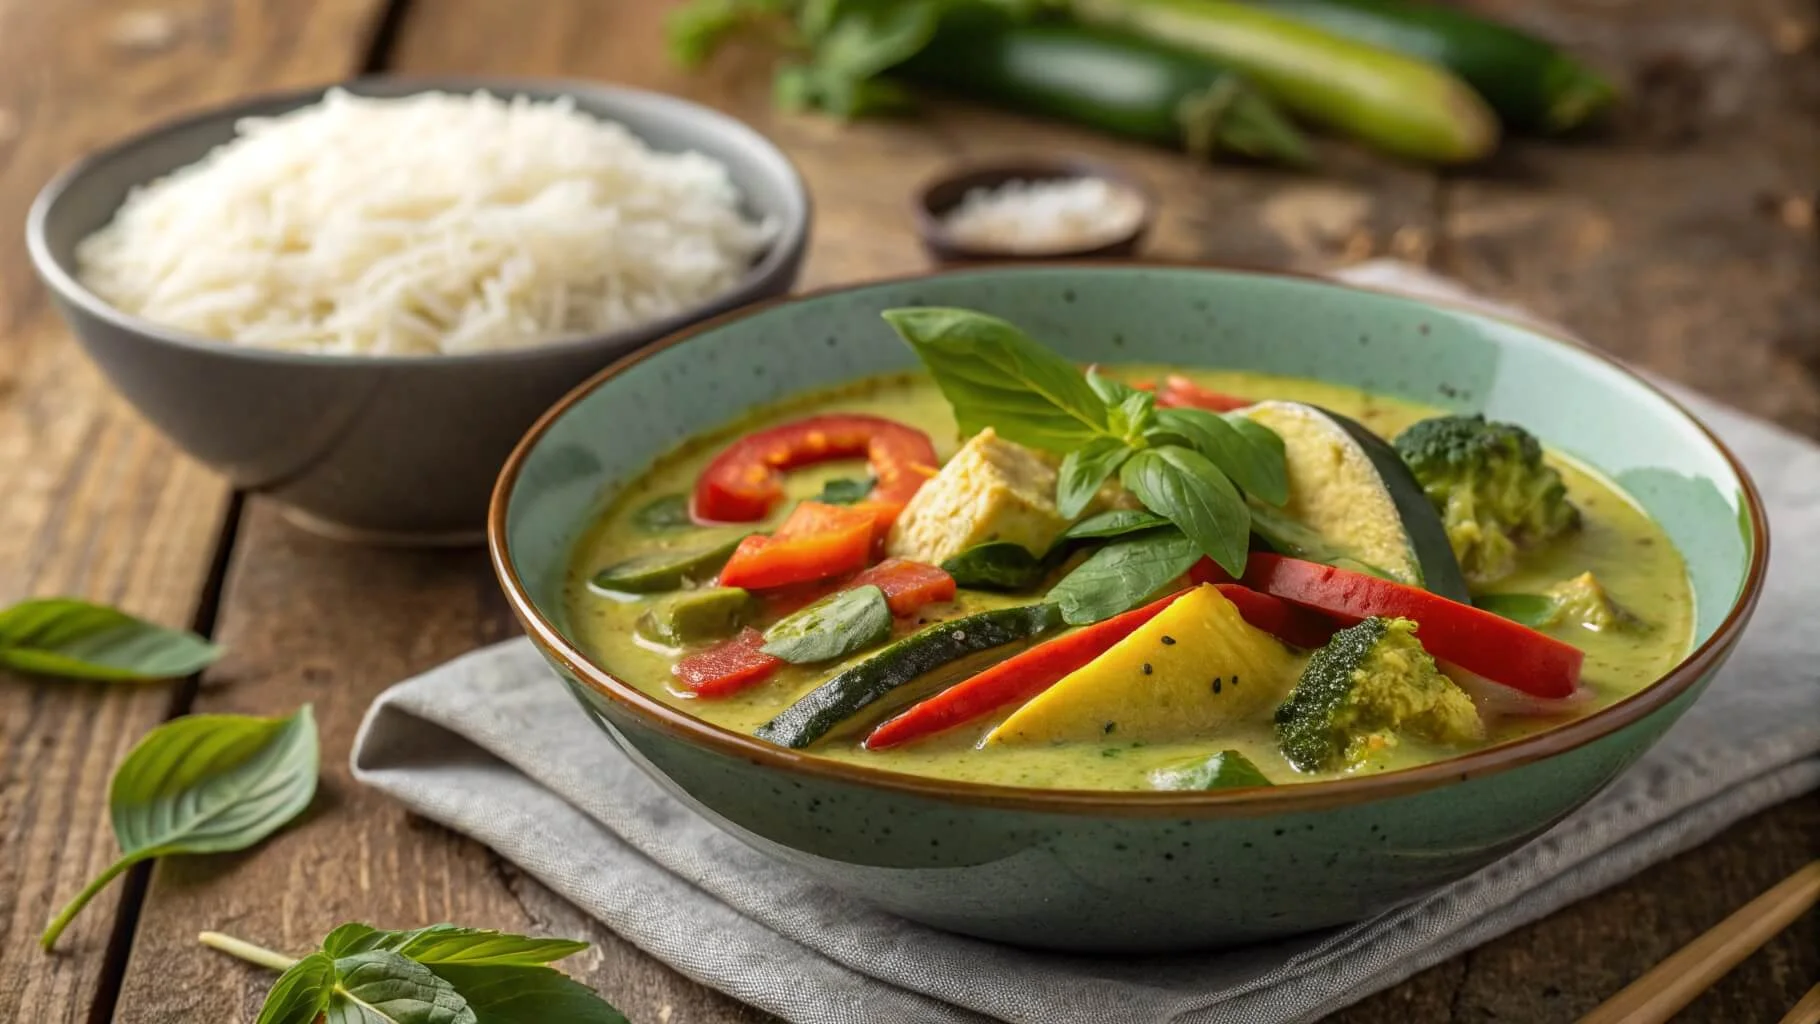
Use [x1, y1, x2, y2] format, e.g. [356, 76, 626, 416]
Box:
[1472, 593, 1557, 628]
[632, 494, 694, 531]
[1149, 750, 1273, 791]
[1085, 368, 1155, 439]
[257, 952, 336, 1024]
[1085, 367, 1136, 405]
[1120, 446, 1251, 578]
[1147, 408, 1288, 507]
[1056, 437, 1130, 519]
[0, 597, 220, 682]
[433, 965, 631, 1024]
[882, 307, 1110, 451]
[665, 0, 793, 67]
[322, 924, 588, 968]
[1047, 530, 1201, 625]
[762, 585, 893, 663]
[329, 951, 475, 1024]
[1061, 509, 1171, 541]
[814, 0, 940, 77]
[941, 542, 1048, 592]
[1224, 414, 1290, 505]
[813, 476, 873, 505]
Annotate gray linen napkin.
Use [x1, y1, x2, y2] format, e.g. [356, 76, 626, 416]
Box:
[352, 264, 1820, 1024]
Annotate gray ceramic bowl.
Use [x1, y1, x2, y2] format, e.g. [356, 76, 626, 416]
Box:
[492, 264, 1768, 953]
[27, 76, 810, 544]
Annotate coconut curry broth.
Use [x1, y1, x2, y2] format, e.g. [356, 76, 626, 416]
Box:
[563, 369, 1693, 791]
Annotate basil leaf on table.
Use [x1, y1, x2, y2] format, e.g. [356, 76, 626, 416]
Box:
[762, 584, 893, 663]
[329, 950, 475, 1024]
[256, 952, 337, 1024]
[1056, 436, 1131, 518]
[1061, 508, 1171, 541]
[204, 921, 626, 1024]
[1047, 529, 1202, 625]
[1146, 408, 1289, 507]
[39, 706, 319, 949]
[882, 307, 1110, 451]
[813, 476, 874, 505]
[941, 542, 1049, 592]
[0, 597, 220, 682]
[322, 923, 589, 966]
[1119, 446, 1252, 578]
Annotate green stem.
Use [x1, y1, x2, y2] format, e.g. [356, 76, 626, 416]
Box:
[198, 930, 300, 972]
[40, 854, 141, 950]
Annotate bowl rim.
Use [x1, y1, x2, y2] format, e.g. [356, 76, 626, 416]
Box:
[24, 73, 812, 368]
[911, 155, 1157, 262]
[488, 260, 1771, 818]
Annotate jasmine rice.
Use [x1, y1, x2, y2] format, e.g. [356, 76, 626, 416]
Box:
[940, 176, 1144, 254]
[75, 89, 774, 356]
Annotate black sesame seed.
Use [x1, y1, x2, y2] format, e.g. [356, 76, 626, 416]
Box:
[1160, 635, 1176, 646]
[1212, 677, 1223, 694]
[1103, 721, 1117, 735]
[1232, 675, 1240, 686]
[1141, 663, 1153, 675]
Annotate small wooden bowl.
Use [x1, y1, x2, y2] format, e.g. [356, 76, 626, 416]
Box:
[913, 158, 1156, 263]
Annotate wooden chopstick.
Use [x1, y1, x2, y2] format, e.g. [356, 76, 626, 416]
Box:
[1780, 983, 1820, 1024]
[1578, 860, 1820, 1024]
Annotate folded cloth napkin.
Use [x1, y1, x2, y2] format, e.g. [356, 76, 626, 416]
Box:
[352, 262, 1820, 1024]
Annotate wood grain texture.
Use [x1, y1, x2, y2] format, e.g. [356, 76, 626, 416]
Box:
[0, 1, 388, 1021]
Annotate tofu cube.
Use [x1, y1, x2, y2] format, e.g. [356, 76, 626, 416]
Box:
[887, 428, 1070, 565]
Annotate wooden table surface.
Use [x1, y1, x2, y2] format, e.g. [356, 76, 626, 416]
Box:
[2, 0, 1816, 1021]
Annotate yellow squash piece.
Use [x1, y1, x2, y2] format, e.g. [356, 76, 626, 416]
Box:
[985, 585, 1300, 746]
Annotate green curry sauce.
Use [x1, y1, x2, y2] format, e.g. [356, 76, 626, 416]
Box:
[564, 369, 1693, 791]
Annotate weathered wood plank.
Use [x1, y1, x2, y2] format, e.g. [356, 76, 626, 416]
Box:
[0, 1, 392, 1020]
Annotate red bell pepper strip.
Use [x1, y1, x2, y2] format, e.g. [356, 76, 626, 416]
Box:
[1241, 554, 1583, 698]
[1158, 376, 1252, 412]
[1187, 558, 1236, 586]
[1213, 584, 1338, 650]
[864, 590, 1188, 750]
[718, 502, 875, 590]
[672, 628, 783, 698]
[850, 558, 956, 617]
[692, 414, 940, 524]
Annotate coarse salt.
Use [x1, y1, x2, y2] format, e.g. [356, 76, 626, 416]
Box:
[940, 176, 1144, 254]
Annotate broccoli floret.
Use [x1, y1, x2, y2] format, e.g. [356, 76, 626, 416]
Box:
[1542, 572, 1647, 632]
[1274, 617, 1485, 773]
[1394, 415, 1580, 583]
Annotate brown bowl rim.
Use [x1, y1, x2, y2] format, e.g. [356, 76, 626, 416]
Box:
[910, 157, 1156, 263]
[24, 73, 812, 369]
[488, 260, 1770, 819]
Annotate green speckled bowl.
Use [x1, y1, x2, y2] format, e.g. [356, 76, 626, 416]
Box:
[490, 264, 1767, 953]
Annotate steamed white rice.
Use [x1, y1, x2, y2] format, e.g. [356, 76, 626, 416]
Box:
[75, 89, 775, 356]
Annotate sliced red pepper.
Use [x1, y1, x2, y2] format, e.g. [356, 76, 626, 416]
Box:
[864, 590, 1188, 750]
[1187, 558, 1236, 586]
[1158, 376, 1252, 412]
[672, 628, 783, 698]
[1241, 554, 1583, 698]
[1213, 584, 1339, 650]
[692, 414, 939, 524]
[850, 558, 956, 617]
[718, 502, 877, 590]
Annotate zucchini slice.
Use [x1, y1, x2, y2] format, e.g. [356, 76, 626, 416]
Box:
[1240, 402, 1469, 603]
[754, 603, 1062, 749]
[591, 535, 746, 594]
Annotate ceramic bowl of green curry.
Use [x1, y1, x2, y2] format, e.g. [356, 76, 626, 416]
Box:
[489, 263, 1766, 953]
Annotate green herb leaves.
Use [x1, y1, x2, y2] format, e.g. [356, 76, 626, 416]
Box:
[1046, 530, 1201, 625]
[40, 707, 318, 949]
[883, 307, 1109, 450]
[883, 307, 1288, 584]
[813, 476, 874, 504]
[0, 597, 220, 682]
[632, 494, 695, 531]
[209, 922, 627, 1024]
[762, 584, 893, 663]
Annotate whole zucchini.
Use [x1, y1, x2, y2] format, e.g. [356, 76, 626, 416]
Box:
[896, 8, 1312, 166]
[1253, 0, 1616, 134]
[1070, 0, 1499, 163]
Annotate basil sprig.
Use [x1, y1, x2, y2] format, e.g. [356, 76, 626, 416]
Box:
[883, 307, 1286, 580]
[0, 597, 221, 682]
[201, 922, 626, 1024]
[40, 707, 318, 949]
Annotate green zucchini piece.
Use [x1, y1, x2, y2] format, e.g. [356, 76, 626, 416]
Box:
[1470, 592, 1555, 629]
[755, 603, 1063, 749]
[633, 493, 695, 531]
[1148, 750, 1273, 791]
[940, 542, 1048, 592]
[592, 535, 746, 594]
[1240, 402, 1470, 603]
[761, 585, 893, 664]
[635, 588, 758, 646]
